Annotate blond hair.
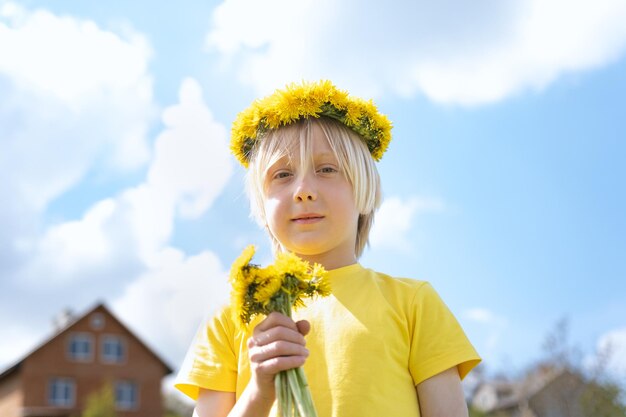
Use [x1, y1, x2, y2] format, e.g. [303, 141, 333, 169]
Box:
[245, 117, 381, 258]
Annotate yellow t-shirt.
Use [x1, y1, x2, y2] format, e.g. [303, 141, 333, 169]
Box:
[175, 263, 481, 416]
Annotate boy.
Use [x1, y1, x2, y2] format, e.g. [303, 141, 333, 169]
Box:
[176, 81, 481, 417]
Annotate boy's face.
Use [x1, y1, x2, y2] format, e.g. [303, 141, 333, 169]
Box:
[263, 123, 359, 269]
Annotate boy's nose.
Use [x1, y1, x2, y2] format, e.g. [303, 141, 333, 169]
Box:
[293, 176, 317, 202]
[295, 190, 316, 201]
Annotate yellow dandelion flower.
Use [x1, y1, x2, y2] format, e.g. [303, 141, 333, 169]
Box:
[228, 245, 261, 326]
[253, 273, 283, 306]
[310, 263, 331, 295]
[228, 245, 256, 284]
[343, 101, 361, 126]
[227, 246, 331, 326]
[273, 251, 310, 280]
[230, 80, 392, 168]
[225, 246, 330, 416]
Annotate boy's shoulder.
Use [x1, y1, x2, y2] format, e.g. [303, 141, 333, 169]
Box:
[366, 266, 429, 286]
[351, 267, 446, 313]
[360, 266, 434, 296]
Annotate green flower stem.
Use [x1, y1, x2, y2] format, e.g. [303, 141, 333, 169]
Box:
[296, 367, 316, 413]
[284, 372, 292, 417]
[275, 372, 285, 415]
[273, 295, 318, 417]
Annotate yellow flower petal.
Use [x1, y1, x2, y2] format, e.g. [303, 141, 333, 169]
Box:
[231, 80, 392, 168]
[227, 246, 331, 325]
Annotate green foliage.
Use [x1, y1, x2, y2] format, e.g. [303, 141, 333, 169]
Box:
[474, 318, 625, 417]
[539, 317, 626, 417]
[563, 316, 626, 417]
[468, 404, 487, 417]
[581, 381, 626, 417]
[82, 384, 117, 417]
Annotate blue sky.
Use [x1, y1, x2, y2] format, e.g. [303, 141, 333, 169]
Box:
[1, 0, 625, 395]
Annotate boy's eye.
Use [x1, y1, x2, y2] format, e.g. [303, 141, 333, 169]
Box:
[272, 170, 292, 180]
[317, 166, 338, 174]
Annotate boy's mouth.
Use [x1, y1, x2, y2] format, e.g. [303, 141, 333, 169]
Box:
[291, 213, 324, 224]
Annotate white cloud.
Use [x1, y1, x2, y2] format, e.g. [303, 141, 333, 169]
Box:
[2, 77, 234, 373]
[18, 78, 232, 286]
[369, 196, 444, 251]
[206, 0, 626, 104]
[0, 3, 155, 267]
[22, 199, 129, 282]
[0, 2, 151, 110]
[151, 78, 231, 220]
[587, 327, 626, 379]
[463, 308, 508, 353]
[0, 2, 153, 177]
[112, 248, 230, 366]
[0, 321, 40, 370]
[464, 308, 499, 324]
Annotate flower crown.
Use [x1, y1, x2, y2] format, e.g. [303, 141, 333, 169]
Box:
[230, 80, 393, 168]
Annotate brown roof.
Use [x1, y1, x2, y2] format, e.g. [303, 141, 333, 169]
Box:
[0, 301, 174, 381]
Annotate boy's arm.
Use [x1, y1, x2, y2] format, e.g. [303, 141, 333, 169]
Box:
[193, 312, 310, 417]
[416, 366, 468, 417]
[194, 386, 274, 417]
[194, 390, 235, 417]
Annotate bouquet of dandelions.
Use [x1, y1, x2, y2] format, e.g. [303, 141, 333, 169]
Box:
[229, 245, 330, 417]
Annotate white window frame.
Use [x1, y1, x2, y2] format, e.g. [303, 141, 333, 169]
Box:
[115, 381, 139, 410]
[90, 312, 105, 330]
[48, 377, 75, 407]
[101, 334, 126, 364]
[67, 332, 94, 362]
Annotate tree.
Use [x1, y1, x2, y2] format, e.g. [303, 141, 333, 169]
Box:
[580, 338, 626, 417]
[468, 318, 625, 417]
[539, 317, 626, 417]
[82, 384, 117, 417]
[581, 381, 626, 417]
[468, 405, 488, 417]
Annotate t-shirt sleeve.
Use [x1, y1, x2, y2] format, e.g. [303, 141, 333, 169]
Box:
[174, 306, 239, 400]
[408, 282, 481, 386]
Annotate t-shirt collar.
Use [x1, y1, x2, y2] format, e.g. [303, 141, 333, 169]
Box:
[325, 263, 363, 280]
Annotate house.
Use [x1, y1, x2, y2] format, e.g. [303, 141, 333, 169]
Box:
[471, 366, 588, 417]
[0, 303, 173, 417]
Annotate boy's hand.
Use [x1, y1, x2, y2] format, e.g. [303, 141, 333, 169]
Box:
[247, 312, 310, 401]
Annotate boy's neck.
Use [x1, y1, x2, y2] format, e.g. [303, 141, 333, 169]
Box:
[291, 251, 357, 271]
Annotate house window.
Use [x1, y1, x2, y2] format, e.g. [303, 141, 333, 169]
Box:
[68, 333, 93, 361]
[101, 335, 126, 363]
[115, 381, 138, 410]
[48, 378, 75, 407]
[90, 313, 105, 330]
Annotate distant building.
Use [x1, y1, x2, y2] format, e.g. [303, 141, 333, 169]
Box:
[471, 366, 588, 417]
[0, 303, 173, 417]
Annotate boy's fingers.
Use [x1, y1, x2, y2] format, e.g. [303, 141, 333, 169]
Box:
[247, 315, 312, 378]
[296, 320, 310, 336]
[249, 340, 309, 364]
[254, 312, 298, 334]
[249, 326, 306, 348]
[256, 355, 307, 375]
